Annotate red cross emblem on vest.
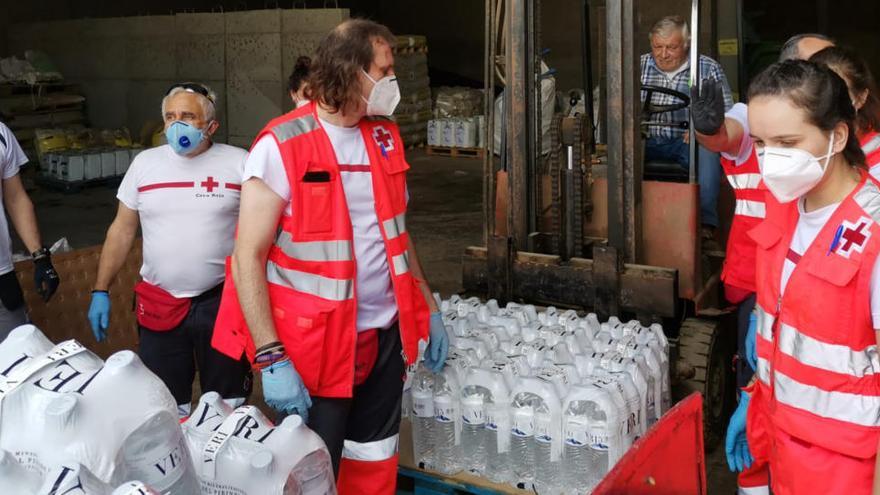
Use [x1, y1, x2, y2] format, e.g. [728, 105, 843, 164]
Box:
[201, 176, 219, 192]
[836, 216, 873, 258]
[372, 126, 395, 152]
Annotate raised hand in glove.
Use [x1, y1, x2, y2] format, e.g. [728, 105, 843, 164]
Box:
[691, 78, 726, 136]
[32, 247, 60, 302]
[423, 312, 450, 373]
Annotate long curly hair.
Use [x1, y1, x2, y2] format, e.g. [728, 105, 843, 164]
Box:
[304, 19, 396, 115]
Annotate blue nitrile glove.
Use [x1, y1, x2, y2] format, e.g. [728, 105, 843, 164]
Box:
[88, 291, 111, 342]
[725, 390, 753, 472]
[261, 359, 312, 423]
[745, 311, 757, 371]
[423, 312, 450, 373]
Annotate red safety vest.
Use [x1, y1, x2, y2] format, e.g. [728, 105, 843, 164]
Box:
[861, 130, 880, 171]
[749, 171, 880, 459]
[720, 147, 765, 293]
[212, 102, 430, 398]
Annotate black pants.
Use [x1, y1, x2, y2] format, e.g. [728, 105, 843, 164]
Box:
[137, 285, 253, 407]
[736, 293, 757, 388]
[306, 322, 405, 476]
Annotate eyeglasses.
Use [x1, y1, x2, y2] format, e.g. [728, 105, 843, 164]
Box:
[166, 82, 215, 103]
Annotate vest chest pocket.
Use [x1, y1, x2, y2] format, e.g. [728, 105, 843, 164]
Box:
[299, 178, 334, 234]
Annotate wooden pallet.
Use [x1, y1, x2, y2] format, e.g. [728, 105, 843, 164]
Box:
[425, 145, 486, 159]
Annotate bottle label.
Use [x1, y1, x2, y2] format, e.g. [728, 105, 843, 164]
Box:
[125, 434, 189, 487]
[199, 480, 247, 495]
[435, 404, 456, 423]
[588, 426, 612, 452]
[412, 393, 434, 418]
[564, 417, 589, 446]
[511, 411, 534, 437]
[462, 401, 485, 425]
[534, 413, 553, 443]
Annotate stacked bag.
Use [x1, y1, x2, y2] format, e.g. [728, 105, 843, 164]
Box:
[428, 87, 486, 149]
[405, 296, 669, 495]
[392, 35, 432, 148]
[0, 324, 336, 495]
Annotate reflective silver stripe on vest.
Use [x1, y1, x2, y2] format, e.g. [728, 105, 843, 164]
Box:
[382, 213, 407, 240]
[271, 114, 318, 143]
[267, 261, 354, 301]
[727, 173, 762, 190]
[853, 179, 880, 222]
[756, 356, 771, 385]
[864, 135, 880, 155]
[755, 305, 775, 342]
[735, 199, 766, 219]
[275, 232, 352, 262]
[774, 370, 880, 427]
[392, 251, 410, 276]
[777, 323, 880, 378]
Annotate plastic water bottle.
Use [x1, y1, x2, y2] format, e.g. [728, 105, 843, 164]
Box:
[509, 398, 536, 488]
[121, 410, 200, 494]
[411, 365, 435, 470]
[432, 368, 462, 475]
[468, 367, 512, 484]
[460, 387, 489, 475]
[288, 449, 336, 494]
[563, 384, 620, 494]
[532, 377, 565, 495]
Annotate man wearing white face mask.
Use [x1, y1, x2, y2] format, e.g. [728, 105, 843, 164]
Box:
[88, 82, 252, 417]
[212, 19, 447, 494]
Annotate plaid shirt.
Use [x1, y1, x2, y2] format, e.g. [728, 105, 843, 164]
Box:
[640, 53, 733, 140]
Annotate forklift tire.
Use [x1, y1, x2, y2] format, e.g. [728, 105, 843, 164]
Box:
[674, 317, 736, 452]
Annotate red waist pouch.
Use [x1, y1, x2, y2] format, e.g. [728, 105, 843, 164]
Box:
[134, 281, 191, 331]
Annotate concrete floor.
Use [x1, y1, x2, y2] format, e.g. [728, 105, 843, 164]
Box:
[23, 149, 737, 493]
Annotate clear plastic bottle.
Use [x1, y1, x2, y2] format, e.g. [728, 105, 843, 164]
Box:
[432, 369, 462, 475]
[509, 399, 536, 488]
[411, 365, 435, 470]
[288, 449, 336, 495]
[482, 378, 512, 485]
[563, 385, 619, 494]
[460, 388, 489, 475]
[121, 410, 200, 494]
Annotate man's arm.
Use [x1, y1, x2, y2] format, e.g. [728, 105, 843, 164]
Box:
[3, 174, 42, 253]
[696, 117, 745, 157]
[407, 235, 440, 313]
[94, 203, 140, 291]
[233, 178, 286, 349]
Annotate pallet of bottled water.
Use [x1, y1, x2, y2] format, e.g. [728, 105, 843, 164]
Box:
[404, 296, 670, 495]
[0, 324, 336, 495]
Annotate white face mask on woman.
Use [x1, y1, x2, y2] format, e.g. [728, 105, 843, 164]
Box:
[361, 69, 400, 116]
[758, 133, 836, 203]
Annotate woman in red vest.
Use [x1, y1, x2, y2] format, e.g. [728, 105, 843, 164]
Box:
[726, 59, 880, 495]
[811, 46, 880, 176]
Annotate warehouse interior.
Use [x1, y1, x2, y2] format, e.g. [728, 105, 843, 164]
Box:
[0, 0, 877, 493]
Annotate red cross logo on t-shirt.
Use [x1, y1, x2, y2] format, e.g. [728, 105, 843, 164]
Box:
[201, 176, 219, 193]
[372, 126, 395, 152]
[836, 216, 873, 258]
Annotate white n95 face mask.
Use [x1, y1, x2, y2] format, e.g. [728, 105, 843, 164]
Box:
[362, 69, 401, 116]
[758, 133, 836, 204]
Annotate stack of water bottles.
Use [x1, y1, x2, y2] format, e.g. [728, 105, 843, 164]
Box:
[0, 324, 336, 495]
[405, 296, 670, 495]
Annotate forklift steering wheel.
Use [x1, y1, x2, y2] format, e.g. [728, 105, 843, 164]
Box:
[641, 84, 690, 115]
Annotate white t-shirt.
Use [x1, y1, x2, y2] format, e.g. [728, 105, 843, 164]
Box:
[721, 102, 755, 166]
[117, 143, 247, 297]
[781, 198, 880, 328]
[0, 123, 28, 275]
[243, 119, 399, 332]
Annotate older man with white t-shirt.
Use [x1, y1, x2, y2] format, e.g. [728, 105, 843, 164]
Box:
[87, 83, 251, 417]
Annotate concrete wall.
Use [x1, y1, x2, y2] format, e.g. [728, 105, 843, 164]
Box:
[6, 8, 348, 145]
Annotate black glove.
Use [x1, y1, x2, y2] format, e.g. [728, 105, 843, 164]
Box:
[691, 78, 726, 135]
[32, 247, 60, 302]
